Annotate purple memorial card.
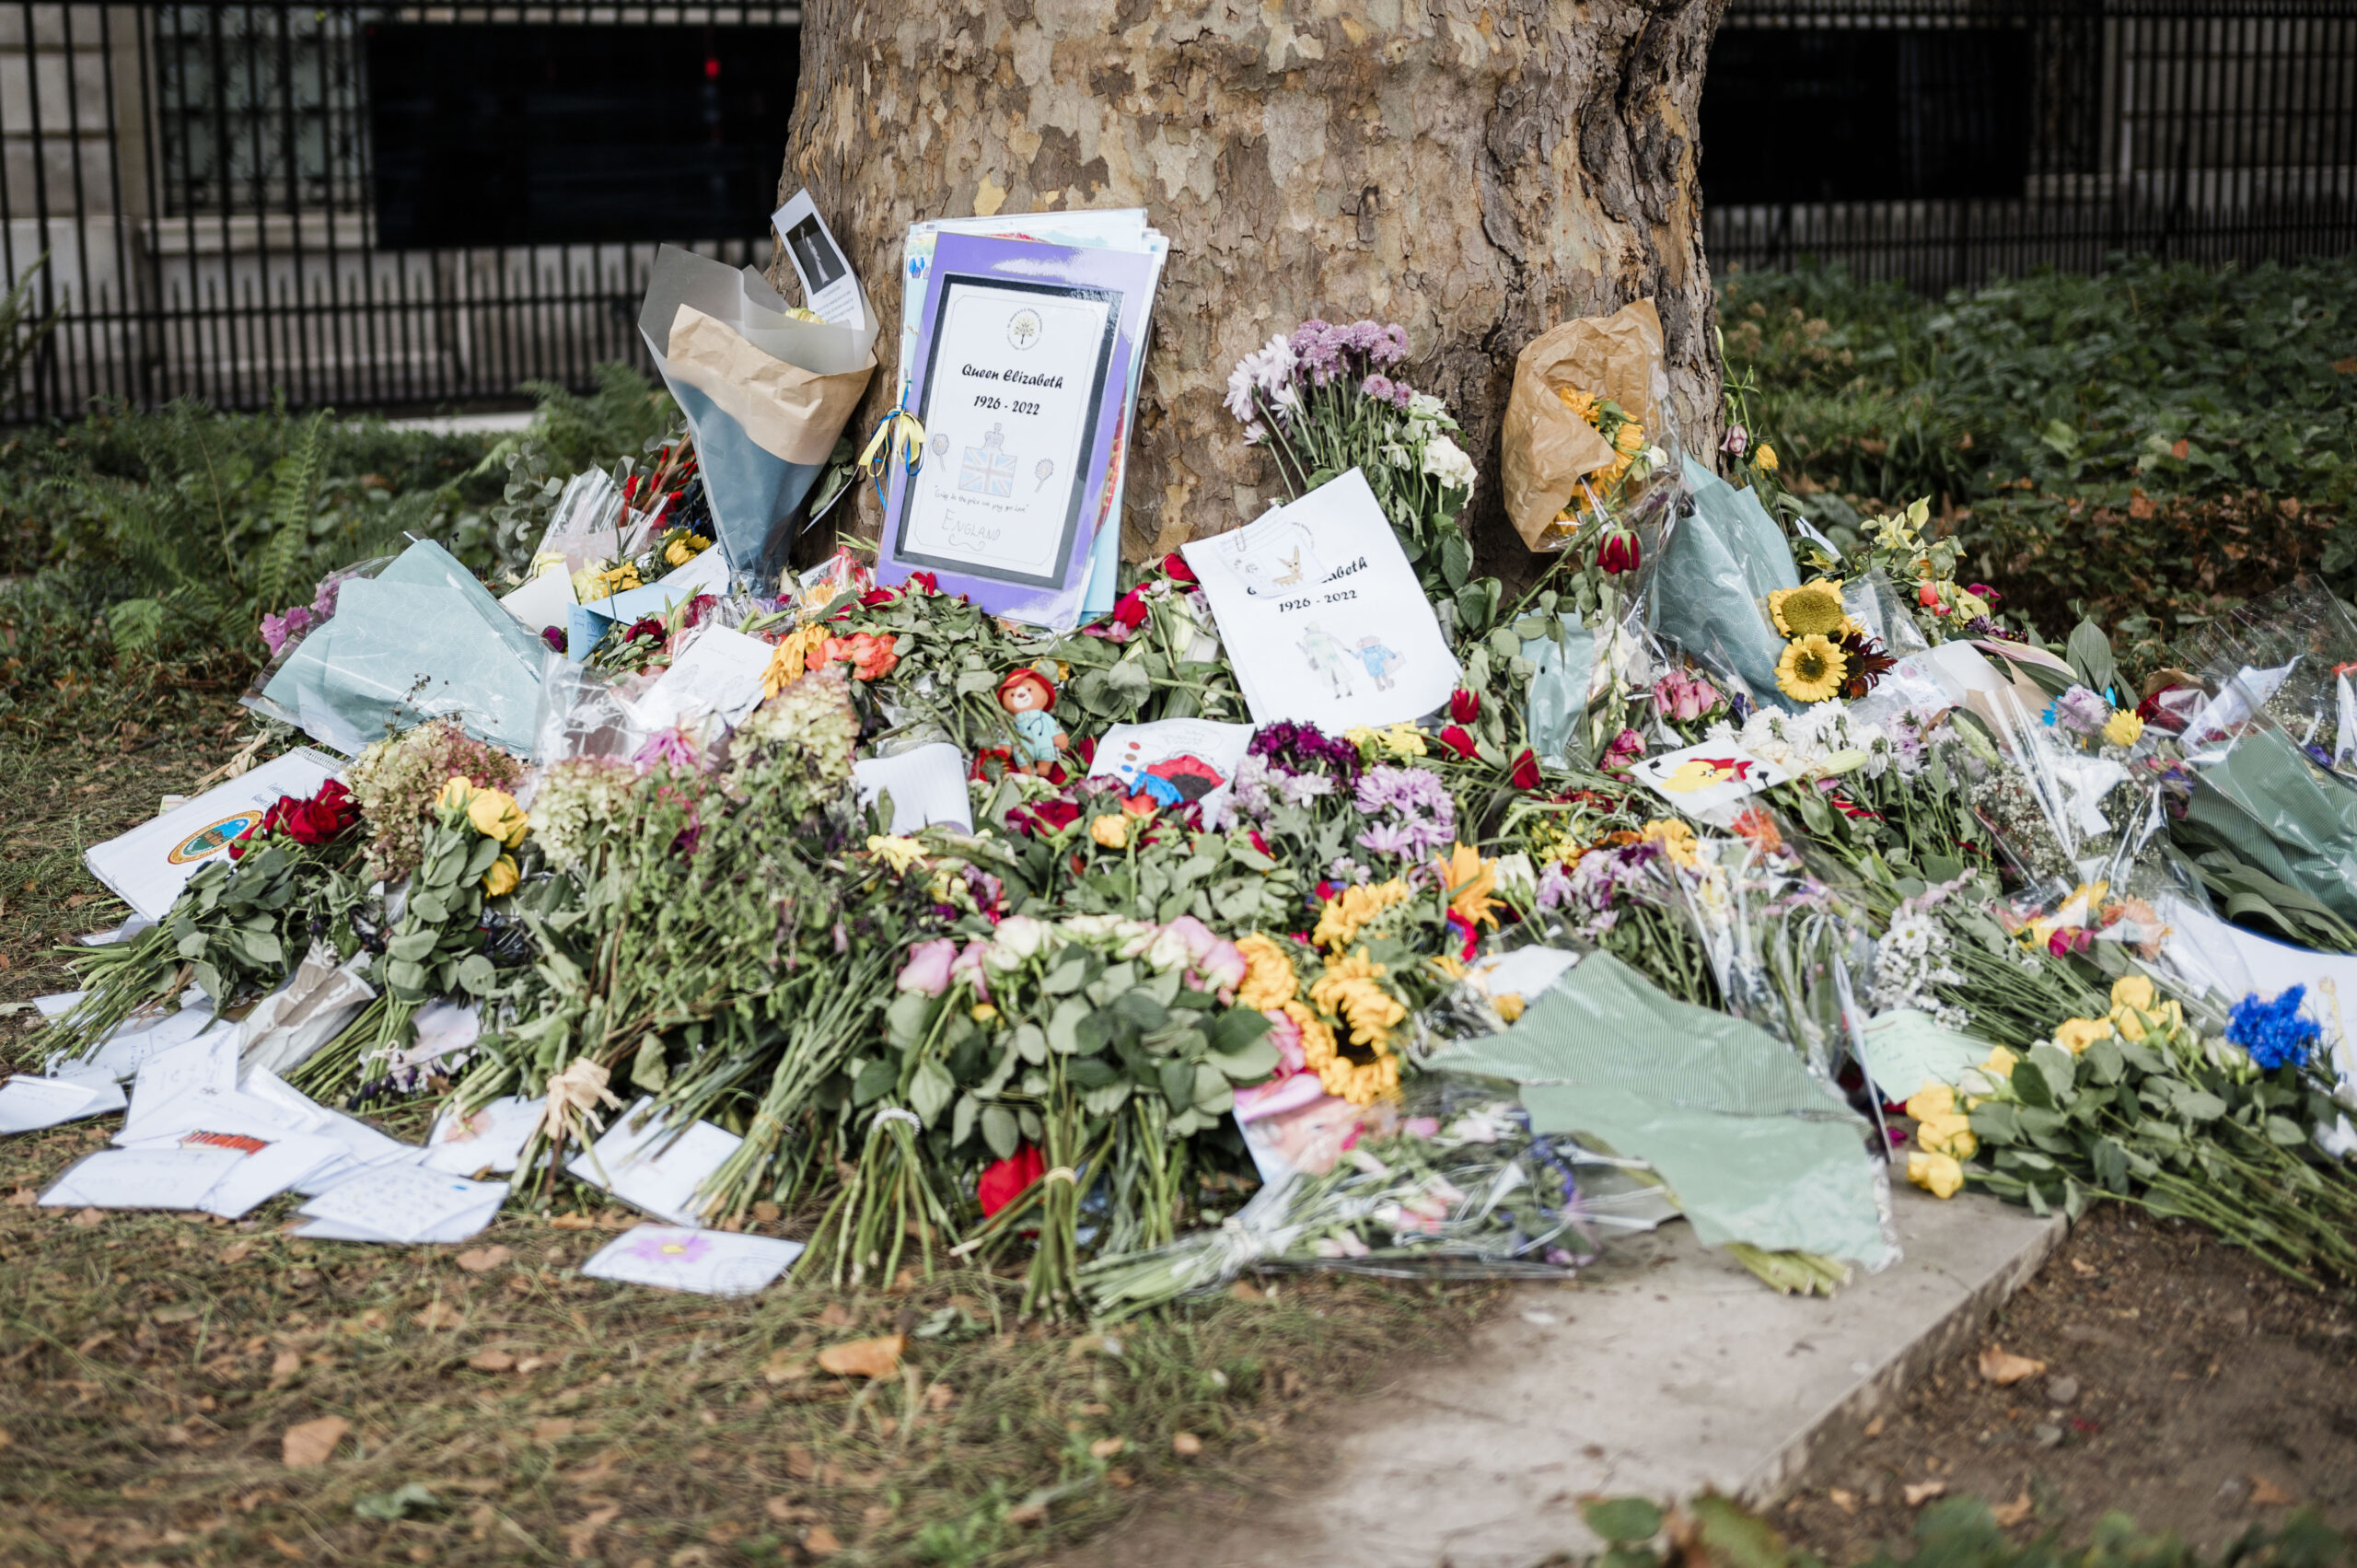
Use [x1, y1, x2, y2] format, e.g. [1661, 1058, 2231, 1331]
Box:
[877, 232, 1155, 630]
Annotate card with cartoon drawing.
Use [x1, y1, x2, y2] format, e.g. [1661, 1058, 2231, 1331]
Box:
[1182, 468, 1458, 732]
[1627, 743, 1793, 817]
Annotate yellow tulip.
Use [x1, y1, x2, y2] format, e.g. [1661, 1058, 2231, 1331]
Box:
[1907, 1150, 1963, 1200]
[482, 853, 519, 898]
[1089, 814, 1130, 850]
[2054, 1016, 2115, 1055]
[466, 788, 529, 849]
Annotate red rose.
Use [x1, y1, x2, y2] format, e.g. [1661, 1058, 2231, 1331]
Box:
[859, 587, 897, 607]
[1248, 830, 1273, 859]
[1438, 725, 1480, 760]
[1011, 799, 1082, 837]
[909, 571, 940, 594]
[1510, 749, 1541, 791]
[1074, 736, 1097, 768]
[1449, 688, 1480, 725]
[1163, 552, 1198, 586]
[1112, 587, 1151, 629]
[979, 1144, 1049, 1216]
[1598, 531, 1641, 575]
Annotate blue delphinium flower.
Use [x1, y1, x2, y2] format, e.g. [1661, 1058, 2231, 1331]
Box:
[2226, 985, 2321, 1072]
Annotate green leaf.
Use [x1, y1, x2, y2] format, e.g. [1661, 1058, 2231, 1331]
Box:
[1013, 1023, 1049, 1064]
[1206, 1036, 1280, 1083]
[852, 1057, 897, 1107]
[1042, 957, 1089, 995]
[408, 890, 449, 927]
[1159, 1058, 1193, 1111]
[455, 954, 497, 995]
[1582, 1498, 1665, 1545]
[2065, 617, 2117, 698]
[981, 1104, 1018, 1160]
[885, 990, 937, 1050]
[629, 1033, 668, 1094]
[2177, 1090, 2227, 1121]
[1046, 997, 1091, 1054]
[2265, 1115, 2309, 1146]
[952, 1093, 979, 1148]
[908, 1059, 954, 1126]
[388, 928, 440, 963]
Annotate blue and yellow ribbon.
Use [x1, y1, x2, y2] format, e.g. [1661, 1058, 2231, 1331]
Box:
[859, 405, 927, 507]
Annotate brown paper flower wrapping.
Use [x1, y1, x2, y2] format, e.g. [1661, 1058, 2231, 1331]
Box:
[1500, 298, 1668, 550]
[664, 303, 876, 467]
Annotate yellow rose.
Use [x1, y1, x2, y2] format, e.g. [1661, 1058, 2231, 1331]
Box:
[1907, 1150, 1963, 1200]
[970, 1002, 999, 1025]
[466, 787, 529, 849]
[437, 774, 478, 812]
[1090, 813, 1130, 850]
[1915, 1113, 1978, 1161]
[2053, 1016, 2115, 1054]
[1905, 1084, 1957, 1121]
[482, 853, 519, 898]
[2110, 976, 2157, 1013]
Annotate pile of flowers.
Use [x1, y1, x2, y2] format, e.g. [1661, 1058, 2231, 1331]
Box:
[44, 314, 2357, 1325]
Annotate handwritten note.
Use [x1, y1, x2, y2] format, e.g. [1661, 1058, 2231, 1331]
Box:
[580, 1225, 805, 1297]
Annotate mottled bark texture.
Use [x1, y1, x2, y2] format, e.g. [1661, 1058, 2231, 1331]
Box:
[773, 0, 1726, 579]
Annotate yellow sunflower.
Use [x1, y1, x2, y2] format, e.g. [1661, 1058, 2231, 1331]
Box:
[1297, 966, 1401, 1107]
[1775, 633, 1848, 703]
[1766, 580, 1851, 638]
[1235, 933, 1299, 1011]
[1312, 878, 1412, 952]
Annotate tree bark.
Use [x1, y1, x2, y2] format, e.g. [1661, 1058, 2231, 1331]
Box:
[775, 0, 1726, 579]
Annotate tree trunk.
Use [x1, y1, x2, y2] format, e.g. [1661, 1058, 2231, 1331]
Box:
[774, 0, 1727, 579]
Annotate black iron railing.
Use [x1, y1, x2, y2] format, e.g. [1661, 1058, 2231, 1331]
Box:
[0, 2, 797, 421]
[1705, 0, 2357, 289]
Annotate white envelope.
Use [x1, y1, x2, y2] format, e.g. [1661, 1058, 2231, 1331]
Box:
[853, 744, 973, 833]
[0, 1074, 124, 1135]
[567, 1098, 741, 1227]
[297, 1166, 509, 1244]
[41, 1145, 246, 1210]
[422, 1095, 542, 1175]
[500, 563, 576, 633]
[632, 624, 775, 734]
[580, 1225, 805, 1297]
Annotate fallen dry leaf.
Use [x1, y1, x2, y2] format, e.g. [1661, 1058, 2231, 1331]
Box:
[924, 1382, 955, 1411]
[804, 1524, 842, 1556]
[268, 1350, 304, 1388]
[1829, 1488, 1860, 1516]
[2251, 1475, 2295, 1506]
[1993, 1492, 2035, 1527]
[1903, 1481, 1947, 1507]
[220, 1240, 254, 1265]
[562, 1504, 619, 1559]
[1978, 1346, 2048, 1386]
[281, 1415, 349, 1469]
[785, 1444, 818, 1481]
[817, 1301, 855, 1329]
[412, 1301, 464, 1330]
[1863, 1416, 1885, 1439]
[817, 1335, 904, 1380]
[761, 1350, 812, 1386]
[532, 1418, 577, 1444]
[456, 1246, 514, 1273]
[263, 1530, 308, 1561]
[549, 1212, 599, 1230]
[466, 1349, 517, 1373]
[6, 1187, 36, 1207]
[1171, 1432, 1202, 1458]
[69, 1207, 105, 1227]
[765, 1497, 818, 1525]
[1088, 1435, 1126, 1459]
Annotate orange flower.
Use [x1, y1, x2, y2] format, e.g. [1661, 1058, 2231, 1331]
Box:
[810, 631, 899, 682]
[1432, 842, 1502, 930]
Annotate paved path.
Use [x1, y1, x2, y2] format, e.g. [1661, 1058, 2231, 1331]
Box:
[1062, 1187, 2063, 1568]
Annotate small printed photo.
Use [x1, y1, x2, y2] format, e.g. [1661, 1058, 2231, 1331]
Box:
[785, 214, 846, 289]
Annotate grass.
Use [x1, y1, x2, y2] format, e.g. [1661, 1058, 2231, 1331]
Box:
[0, 705, 1501, 1567]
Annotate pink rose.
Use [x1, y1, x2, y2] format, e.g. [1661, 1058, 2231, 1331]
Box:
[896, 938, 957, 998]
